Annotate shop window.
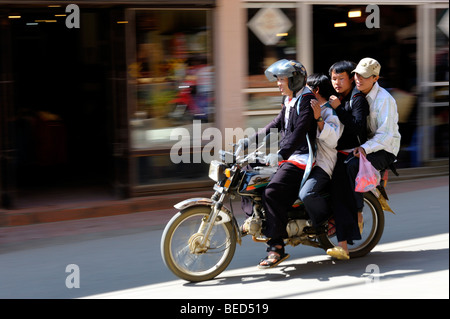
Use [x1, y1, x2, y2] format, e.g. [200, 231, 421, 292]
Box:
[244, 4, 297, 130]
[129, 9, 213, 186]
[432, 8, 449, 158]
[312, 5, 421, 167]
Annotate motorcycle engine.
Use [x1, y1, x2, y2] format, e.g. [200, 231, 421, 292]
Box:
[242, 216, 263, 237]
[286, 219, 309, 238]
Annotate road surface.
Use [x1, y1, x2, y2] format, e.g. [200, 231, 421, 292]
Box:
[0, 176, 448, 301]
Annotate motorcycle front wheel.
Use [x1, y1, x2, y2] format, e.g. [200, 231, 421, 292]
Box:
[318, 191, 385, 258]
[161, 205, 237, 282]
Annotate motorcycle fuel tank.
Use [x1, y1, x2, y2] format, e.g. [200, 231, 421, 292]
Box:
[238, 166, 276, 196]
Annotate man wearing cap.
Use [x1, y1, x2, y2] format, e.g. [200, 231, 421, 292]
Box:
[351, 57, 401, 237]
[352, 57, 400, 175]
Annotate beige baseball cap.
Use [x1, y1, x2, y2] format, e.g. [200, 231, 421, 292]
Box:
[353, 58, 381, 78]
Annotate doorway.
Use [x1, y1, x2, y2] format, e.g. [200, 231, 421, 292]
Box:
[9, 8, 114, 208]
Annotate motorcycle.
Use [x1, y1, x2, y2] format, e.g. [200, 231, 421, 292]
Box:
[161, 135, 395, 282]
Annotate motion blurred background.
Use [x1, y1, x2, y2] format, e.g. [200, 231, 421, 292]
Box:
[0, 0, 448, 210]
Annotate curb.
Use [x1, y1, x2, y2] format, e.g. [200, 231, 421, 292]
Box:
[388, 163, 449, 182]
[0, 164, 448, 228]
[0, 190, 211, 228]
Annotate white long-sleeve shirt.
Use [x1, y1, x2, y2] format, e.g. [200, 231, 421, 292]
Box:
[316, 102, 343, 177]
[361, 82, 401, 156]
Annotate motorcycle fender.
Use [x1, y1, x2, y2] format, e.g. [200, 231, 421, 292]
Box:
[174, 198, 242, 245]
[174, 197, 215, 211]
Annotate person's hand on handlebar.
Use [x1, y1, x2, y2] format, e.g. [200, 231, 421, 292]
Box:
[266, 153, 283, 167]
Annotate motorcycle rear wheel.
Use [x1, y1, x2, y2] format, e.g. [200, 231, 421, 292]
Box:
[161, 205, 237, 282]
[318, 192, 385, 258]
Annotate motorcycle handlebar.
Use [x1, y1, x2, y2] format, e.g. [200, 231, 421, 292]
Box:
[219, 148, 267, 166]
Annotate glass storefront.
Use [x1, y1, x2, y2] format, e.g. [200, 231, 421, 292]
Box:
[431, 7, 449, 159]
[0, 1, 447, 208]
[128, 9, 214, 188]
[244, 3, 448, 168]
[245, 4, 297, 131]
[312, 4, 419, 168]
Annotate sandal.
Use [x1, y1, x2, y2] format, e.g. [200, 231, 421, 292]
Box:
[327, 218, 336, 237]
[326, 246, 350, 260]
[258, 245, 290, 269]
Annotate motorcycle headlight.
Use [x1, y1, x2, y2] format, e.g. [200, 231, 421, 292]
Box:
[208, 160, 227, 182]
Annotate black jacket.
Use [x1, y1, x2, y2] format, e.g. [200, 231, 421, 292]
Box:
[334, 89, 369, 151]
[256, 89, 317, 160]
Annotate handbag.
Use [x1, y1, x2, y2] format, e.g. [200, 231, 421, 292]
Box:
[355, 152, 380, 193]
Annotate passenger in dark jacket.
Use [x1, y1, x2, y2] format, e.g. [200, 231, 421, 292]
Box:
[326, 60, 370, 260]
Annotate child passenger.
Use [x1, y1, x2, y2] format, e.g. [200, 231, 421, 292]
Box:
[326, 61, 370, 260]
[299, 74, 343, 231]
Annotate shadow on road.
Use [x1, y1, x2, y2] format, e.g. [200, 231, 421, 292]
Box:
[184, 247, 449, 290]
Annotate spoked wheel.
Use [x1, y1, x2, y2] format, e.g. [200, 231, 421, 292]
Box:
[161, 206, 237, 282]
[319, 192, 385, 258]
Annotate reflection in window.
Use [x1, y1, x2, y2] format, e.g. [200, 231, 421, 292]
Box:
[130, 10, 214, 150]
[433, 8, 449, 158]
[129, 9, 214, 187]
[245, 6, 297, 130]
[312, 5, 421, 167]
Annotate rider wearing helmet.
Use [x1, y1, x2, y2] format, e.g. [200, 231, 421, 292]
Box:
[238, 59, 317, 269]
[261, 59, 313, 160]
[264, 59, 307, 97]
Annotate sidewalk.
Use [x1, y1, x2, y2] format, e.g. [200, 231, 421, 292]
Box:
[0, 162, 448, 228]
[0, 189, 212, 228]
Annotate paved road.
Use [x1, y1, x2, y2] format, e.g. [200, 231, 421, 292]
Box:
[0, 176, 448, 300]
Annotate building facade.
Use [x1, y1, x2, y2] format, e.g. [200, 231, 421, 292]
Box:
[0, 0, 448, 208]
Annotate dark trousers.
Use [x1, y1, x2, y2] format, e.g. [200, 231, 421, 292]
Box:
[299, 166, 332, 227]
[262, 162, 304, 246]
[331, 150, 396, 244]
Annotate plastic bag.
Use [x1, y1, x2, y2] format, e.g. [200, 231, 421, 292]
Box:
[355, 153, 380, 193]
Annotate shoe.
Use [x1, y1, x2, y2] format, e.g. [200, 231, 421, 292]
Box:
[326, 246, 350, 260]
